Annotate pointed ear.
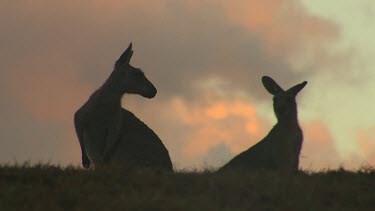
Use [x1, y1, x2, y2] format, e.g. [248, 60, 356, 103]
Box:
[287, 81, 307, 96]
[262, 76, 284, 95]
[116, 43, 133, 65]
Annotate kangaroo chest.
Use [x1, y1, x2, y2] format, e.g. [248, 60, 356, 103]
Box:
[81, 101, 123, 162]
[269, 124, 303, 160]
[85, 105, 121, 129]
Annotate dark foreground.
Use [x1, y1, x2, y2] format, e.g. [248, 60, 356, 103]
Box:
[0, 164, 374, 211]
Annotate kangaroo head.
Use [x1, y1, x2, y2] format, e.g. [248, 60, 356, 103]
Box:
[262, 76, 307, 121]
[109, 43, 157, 99]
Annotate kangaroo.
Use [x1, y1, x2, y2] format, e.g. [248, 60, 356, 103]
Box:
[219, 76, 307, 172]
[74, 43, 172, 171]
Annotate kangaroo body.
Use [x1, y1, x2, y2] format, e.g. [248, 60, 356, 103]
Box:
[220, 122, 303, 171]
[74, 43, 172, 170]
[219, 76, 307, 172]
[108, 109, 172, 170]
[75, 89, 123, 165]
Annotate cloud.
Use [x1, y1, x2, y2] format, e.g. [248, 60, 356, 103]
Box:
[300, 121, 342, 170]
[355, 127, 375, 166]
[222, 0, 338, 49]
[325, 127, 375, 170]
[133, 97, 347, 170]
[0, 102, 78, 165]
[203, 142, 234, 169]
[0, 50, 89, 165]
[125, 95, 269, 169]
[3, 51, 91, 123]
[0, 1, 346, 169]
[0, 0, 339, 99]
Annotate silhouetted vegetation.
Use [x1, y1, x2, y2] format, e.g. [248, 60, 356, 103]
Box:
[1, 164, 374, 210]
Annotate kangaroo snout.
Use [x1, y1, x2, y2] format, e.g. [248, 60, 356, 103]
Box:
[142, 85, 157, 99]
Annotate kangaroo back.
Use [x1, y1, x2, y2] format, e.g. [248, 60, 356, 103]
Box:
[107, 109, 173, 171]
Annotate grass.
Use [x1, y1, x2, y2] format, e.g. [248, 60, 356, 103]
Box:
[0, 164, 374, 211]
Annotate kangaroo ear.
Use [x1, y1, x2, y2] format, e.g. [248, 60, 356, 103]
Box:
[287, 81, 307, 96]
[117, 43, 133, 65]
[262, 76, 284, 95]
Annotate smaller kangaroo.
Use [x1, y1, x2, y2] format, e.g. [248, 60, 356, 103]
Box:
[219, 76, 307, 172]
[74, 43, 172, 170]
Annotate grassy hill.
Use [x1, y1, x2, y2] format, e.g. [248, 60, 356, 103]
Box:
[1, 164, 374, 211]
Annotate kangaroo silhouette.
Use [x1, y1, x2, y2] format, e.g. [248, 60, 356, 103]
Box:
[74, 43, 172, 170]
[219, 76, 307, 172]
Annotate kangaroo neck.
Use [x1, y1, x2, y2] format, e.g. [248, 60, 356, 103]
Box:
[92, 84, 123, 107]
[276, 112, 299, 126]
[94, 70, 126, 106]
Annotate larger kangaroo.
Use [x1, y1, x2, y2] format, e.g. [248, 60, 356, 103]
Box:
[74, 43, 172, 171]
[219, 76, 307, 172]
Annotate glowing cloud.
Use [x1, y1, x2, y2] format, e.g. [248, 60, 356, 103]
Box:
[0, 1, 356, 170]
[151, 96, 270, 168]
[221, 0, 338, 53]
[300, 121, 342, 170]
[356, 127, 375, 166]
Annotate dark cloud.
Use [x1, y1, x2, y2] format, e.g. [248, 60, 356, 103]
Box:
[0, 1, 337, 100]
[0, 100, 78, 165]
[0, 1, 343, 168]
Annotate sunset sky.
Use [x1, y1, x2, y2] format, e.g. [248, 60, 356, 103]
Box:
[0, 1, 374, 170]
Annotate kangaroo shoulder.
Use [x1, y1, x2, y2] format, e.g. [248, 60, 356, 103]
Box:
[269, 123, 301, 137]
[74, 107, 87, 126]
[121, 108, 160, 139]
[121, 109, 148, 128]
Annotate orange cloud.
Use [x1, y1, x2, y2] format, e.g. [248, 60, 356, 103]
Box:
[356, 127, 375, 166]
[5, 51, 91, 123]
[1, 50, 91, 165]
[330, 128, 375, 170]
[162, 97, 269, 168]
[145, 98, 349, 170]
[0, 1, 345, 169]
[222, 0, 283, 32]
[300, 121, 342, 170]
[221, 0, 338, 56]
